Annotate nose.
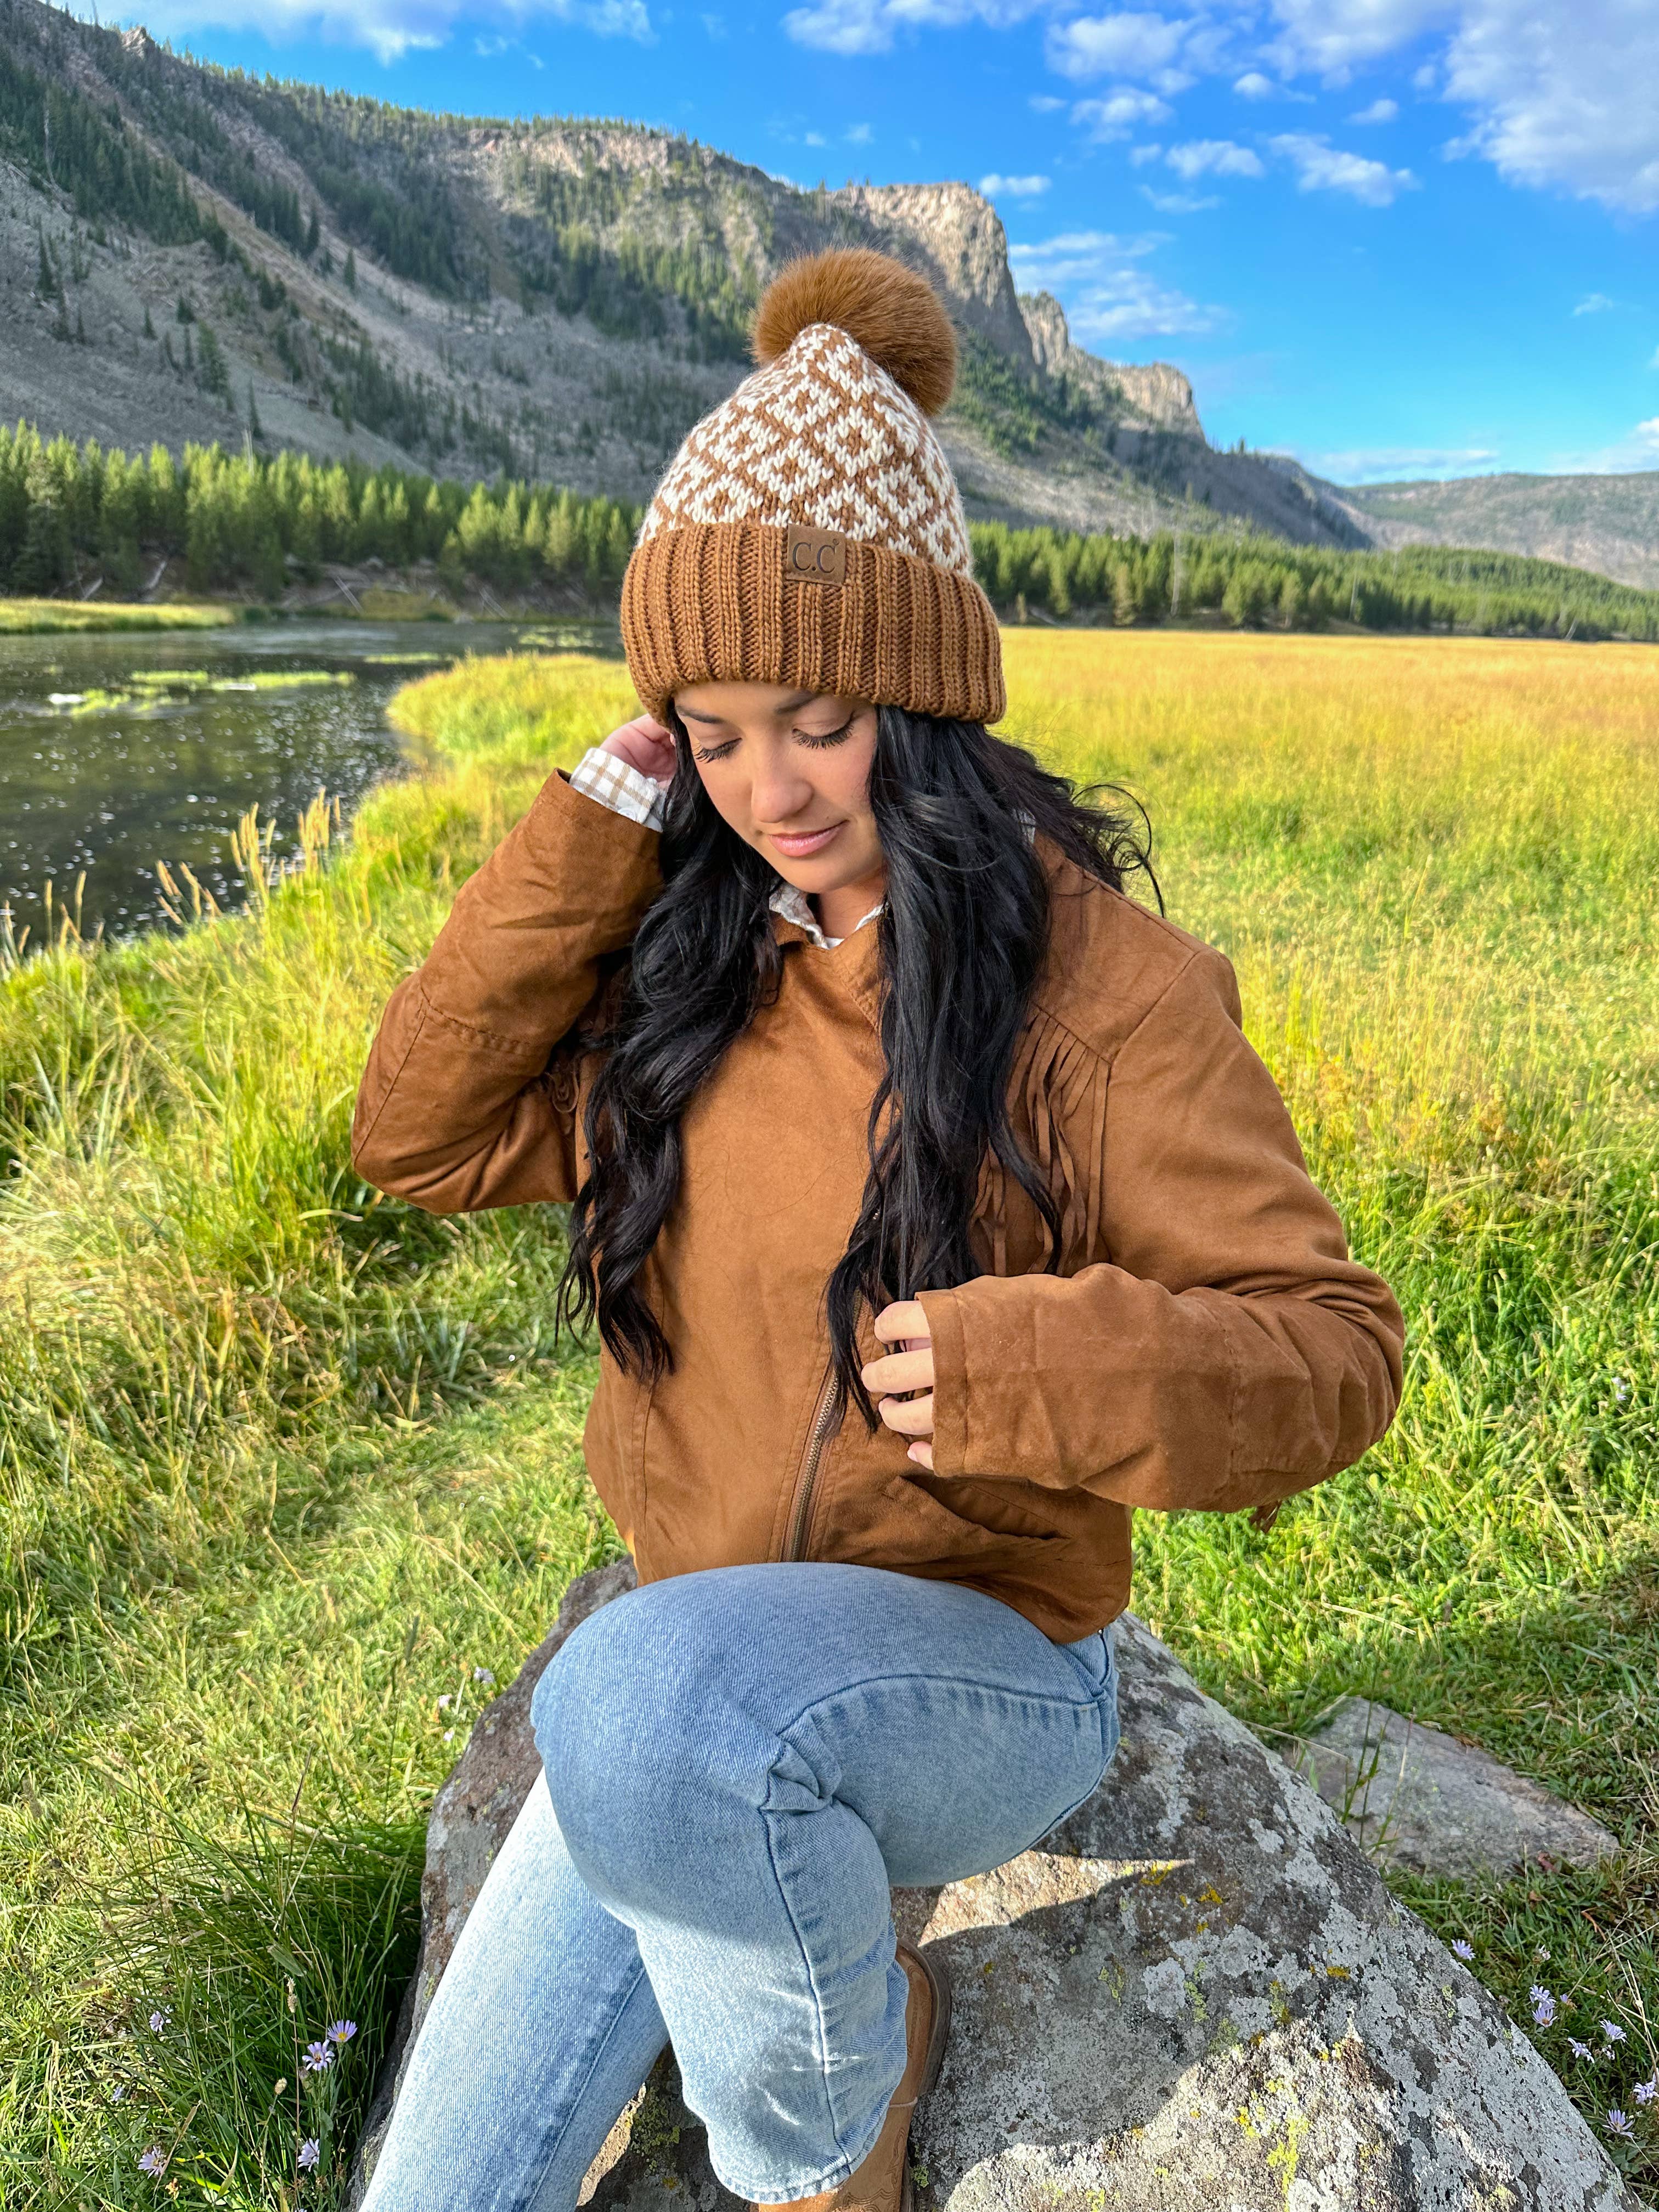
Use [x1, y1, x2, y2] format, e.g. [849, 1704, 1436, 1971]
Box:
[748, 750, 815, 829]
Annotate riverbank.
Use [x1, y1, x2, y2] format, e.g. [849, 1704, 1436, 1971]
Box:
[0, 595, 233, 633]
[3, 631, 1656, 2202]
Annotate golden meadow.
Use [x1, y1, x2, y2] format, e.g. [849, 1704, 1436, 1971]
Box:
[2, 631, 1656, 2203]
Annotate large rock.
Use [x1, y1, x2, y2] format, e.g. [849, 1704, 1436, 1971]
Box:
[356, 1563, 1635, 2212]
[1289, 1698, 1619, 1881]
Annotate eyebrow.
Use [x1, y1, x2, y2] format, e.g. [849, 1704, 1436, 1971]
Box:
[677, 690, 825, 726]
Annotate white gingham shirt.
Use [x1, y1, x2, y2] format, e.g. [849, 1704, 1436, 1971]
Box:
[569, 746, 884, 951]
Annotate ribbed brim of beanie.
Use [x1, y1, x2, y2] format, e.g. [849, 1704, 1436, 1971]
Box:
[620, 250, 1005, 727]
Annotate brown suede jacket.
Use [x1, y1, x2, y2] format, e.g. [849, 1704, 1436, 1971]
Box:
[352, 765, 1404, 1642]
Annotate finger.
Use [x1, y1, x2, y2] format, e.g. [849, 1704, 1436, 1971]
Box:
[877, 1390, 934, 1439]
[873, 1299, 929, 1347]
[907, 1440, 935, 1470]
[860, 1348, 934, 1396]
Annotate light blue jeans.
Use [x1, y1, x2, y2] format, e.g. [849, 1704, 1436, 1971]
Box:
[363, 1562, 1119, 2211]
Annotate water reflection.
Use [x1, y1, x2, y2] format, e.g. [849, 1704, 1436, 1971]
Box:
[0, 618, 622, 947]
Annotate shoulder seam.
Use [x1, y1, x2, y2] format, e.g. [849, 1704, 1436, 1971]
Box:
[1028, 939, 1214, 1073]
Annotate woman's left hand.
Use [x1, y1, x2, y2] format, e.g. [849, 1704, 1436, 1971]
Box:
[864, 1302, 934, 1469]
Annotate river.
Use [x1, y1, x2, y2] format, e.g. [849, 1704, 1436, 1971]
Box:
[0, 617, 620, 950]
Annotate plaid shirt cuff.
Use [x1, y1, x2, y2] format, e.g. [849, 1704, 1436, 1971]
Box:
[569, 746, 668, 832]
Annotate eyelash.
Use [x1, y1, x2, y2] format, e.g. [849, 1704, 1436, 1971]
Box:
[695, 716, 854, 765]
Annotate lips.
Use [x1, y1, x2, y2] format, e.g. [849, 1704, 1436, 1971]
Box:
[768, 823, 843, 859]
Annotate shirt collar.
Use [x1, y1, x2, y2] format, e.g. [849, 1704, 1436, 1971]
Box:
[768, 877, 884, 951]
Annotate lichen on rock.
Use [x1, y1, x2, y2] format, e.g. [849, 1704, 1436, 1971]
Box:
[353, 1568, 1635, 2212]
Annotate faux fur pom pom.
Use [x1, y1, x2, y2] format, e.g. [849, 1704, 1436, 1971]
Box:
[751, 248, 958, 417]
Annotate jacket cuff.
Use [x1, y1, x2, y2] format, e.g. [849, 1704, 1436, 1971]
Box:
[917, 1286, 970, 1476]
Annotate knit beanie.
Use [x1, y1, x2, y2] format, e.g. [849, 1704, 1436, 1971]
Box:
[620, 248, 1005, 727]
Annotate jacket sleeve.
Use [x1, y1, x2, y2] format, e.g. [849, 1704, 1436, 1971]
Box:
[917, 946, 1404, 1515]
[351, 766, 662, 1214]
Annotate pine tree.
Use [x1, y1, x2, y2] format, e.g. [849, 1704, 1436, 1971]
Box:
[247, 383, 263, 439]
[304, 207, 320, 257]
[343, 248, 357, 291]
[36, 233, 58, 301]
[143, 302, 156, 339]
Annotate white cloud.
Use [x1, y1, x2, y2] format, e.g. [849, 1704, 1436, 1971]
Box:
[1572, 292, 1615, 314]
[1313, 443, 1500, 481]
[980, 172, 1052, 196]
[1440, 0, 1659, 214]
[1029, 93, 1068, 111]
[1045, 9, 1190, 81]
[1008, 228, 1225, 340]
[1128, 142, 1165, 165]
[1232, 70, 1277, 98]
[1253, 0, 1659, 213]
[1350, 97, 1400, 122]
[846, 121, 874, 143]
[804, 130, 828, 146]
[1259, 0, 1452, 78]
[1071, 88, 1174, 139]
[1141, 186, 1221, 210]
[1166, 137, 1265, 178]
[780, 0, 1036, 54]
[90, 0, 651, 53]
[1270, 132, 1418, 202]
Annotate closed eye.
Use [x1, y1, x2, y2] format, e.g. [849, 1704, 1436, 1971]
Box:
[793, 716, 854, 749]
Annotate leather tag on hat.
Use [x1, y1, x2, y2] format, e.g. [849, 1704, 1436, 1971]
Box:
[786, 526, 848, 585]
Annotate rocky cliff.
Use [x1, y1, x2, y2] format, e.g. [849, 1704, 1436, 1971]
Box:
[0, 0, 1349, 548]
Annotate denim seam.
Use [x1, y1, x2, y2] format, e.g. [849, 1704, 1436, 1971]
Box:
[757, 1803, 865, 2179]
[520, 1950, 656, 2212]
[713, 2082, 893, 2204]
[772, 1665, 1108, 1744]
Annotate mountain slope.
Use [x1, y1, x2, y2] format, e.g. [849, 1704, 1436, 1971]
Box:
[0, 0, 1366, 551]
[1320, 472, 1659, 592]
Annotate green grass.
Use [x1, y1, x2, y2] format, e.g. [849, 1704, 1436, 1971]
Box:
[0, 601, 234, 635]
[2, 634, 1656, 2203]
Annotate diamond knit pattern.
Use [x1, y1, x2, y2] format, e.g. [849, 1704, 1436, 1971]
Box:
[639, 323, 972, 571]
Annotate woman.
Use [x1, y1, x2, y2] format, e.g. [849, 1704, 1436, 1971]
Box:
[353, 249, 1404, 2212]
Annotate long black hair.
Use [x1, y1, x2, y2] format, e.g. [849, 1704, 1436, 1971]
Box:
[556, 704, 1156, 1431]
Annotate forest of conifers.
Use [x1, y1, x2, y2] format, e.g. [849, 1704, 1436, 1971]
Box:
[5, 421, 1659, 642]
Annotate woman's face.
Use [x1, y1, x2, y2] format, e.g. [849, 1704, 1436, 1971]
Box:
[675, 681, 884, 901]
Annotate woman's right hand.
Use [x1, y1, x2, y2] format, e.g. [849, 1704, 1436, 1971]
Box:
[600, 712, 677, 787]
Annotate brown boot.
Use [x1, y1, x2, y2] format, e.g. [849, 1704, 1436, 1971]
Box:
[764, 1941, 952, 2212]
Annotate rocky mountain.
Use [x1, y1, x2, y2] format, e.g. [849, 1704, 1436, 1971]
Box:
[1318, 470, 1659, 592]
[0, 0, 1366, 551]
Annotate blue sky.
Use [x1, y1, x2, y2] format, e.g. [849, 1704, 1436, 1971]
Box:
[83, 0, 1659, 483]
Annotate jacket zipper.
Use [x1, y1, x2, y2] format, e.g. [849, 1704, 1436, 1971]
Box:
[782, 1362, 842, 1561]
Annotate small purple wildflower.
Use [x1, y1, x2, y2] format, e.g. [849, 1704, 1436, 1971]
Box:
[1570, 2039, 1593, 2059]
[299, 2138, 321, 2171]
[443, 1728, 455, 1743]
[148, 2008, 170, 2035]
[1606, 2111, 1634, 2140]
[1534, 1946, 1551, 1962]
[437, 1694, 452, 1711]
[1451, 1939, 1474, 1961]
[138, 2145, 168, 2176]
[110, 2084, 126, 2102]
[301, 2040, 335, 2073]
[1531, 1987, 1557, 2028]
[1633, 2078, 1656, 2107]
[1602, 2021, 1626, 2045]
[473, 1666, 495, 1684]
[328, 2019, 357, 2044]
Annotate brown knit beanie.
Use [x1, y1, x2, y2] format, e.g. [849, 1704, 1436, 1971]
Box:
[620, 248, 1005, 727]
